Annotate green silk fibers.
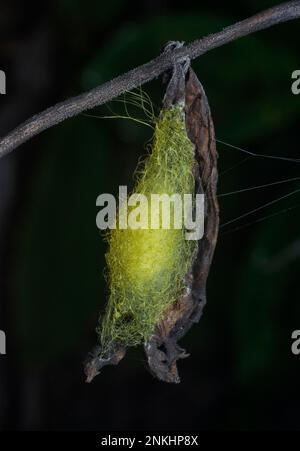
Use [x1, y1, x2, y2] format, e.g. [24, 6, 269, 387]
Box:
[100, 106, 197, 353]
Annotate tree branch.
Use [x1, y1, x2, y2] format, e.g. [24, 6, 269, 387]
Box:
[0, 0, 299, 159]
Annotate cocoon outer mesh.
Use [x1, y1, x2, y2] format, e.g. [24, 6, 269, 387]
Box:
[99, 106, 198, 354]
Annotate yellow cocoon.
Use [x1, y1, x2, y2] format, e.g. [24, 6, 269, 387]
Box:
[100, 106, 197, 352]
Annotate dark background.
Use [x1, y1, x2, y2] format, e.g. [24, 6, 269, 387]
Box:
[0, 0, 299, 431]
